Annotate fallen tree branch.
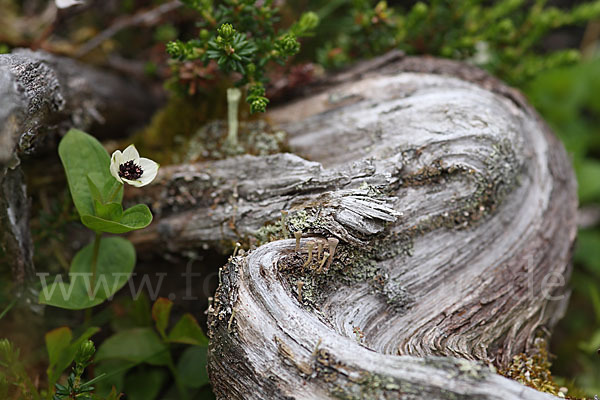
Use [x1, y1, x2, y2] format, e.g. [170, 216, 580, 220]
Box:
[0, 48, 158, 165]
[187, 56, 575, 398]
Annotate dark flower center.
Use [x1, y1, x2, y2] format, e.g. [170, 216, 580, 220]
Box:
[119, 160, 143, 180]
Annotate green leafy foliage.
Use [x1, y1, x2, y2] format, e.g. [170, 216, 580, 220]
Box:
[95, 328, 170, 366]
[168, 314, 209, 346]
[0, 339, 40, 400]
[122, 368, 168, 400]
[167, 0, 319, 111]
[206, 23, 257, 74]
[524, 58, 600, 396]
[92, 200, 123, 222]
[59, 130, 120, 218]
[95, 298, 210, 399]
[94, 360, 135, 397]
[526, 59, 600, 207]
[81, 204, 152, 234]
[59, 130, 152, 234]
[152, 297, 174, 339]
[0, 375, 8, 399]
[576, 230, 600, 278]
[45, 326, 100, 389]
[44, 129, 156, 312]
[53, 340, 109, 400]
[177, 346, 209, 388]
[109, 294, 154, 332]
[151, 298, 208, 346]
[0, 335, 110, 400]
[315, 0, 600, 86]
[246, 83, 268, 114]
[39, 237, 136, 310]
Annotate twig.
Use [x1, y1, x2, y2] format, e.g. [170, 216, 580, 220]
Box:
[75, 0, 183, 57]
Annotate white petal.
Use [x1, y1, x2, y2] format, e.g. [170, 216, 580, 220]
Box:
[110, 150, 123, 183]
[137, 158, 159, 186]
[122, 144, 140, 162]
[122, 177, 144, 187]
[55, 0, 84, 8]
[137, 175, 154, 187]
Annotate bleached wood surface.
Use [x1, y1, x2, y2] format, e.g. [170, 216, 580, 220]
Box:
[201, 55, 576, 399]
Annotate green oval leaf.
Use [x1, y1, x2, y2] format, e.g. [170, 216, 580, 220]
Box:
[59, 129, 113, 217]
[94, 200, 124, 221]
[168, 314, 208, 346]
[151, 298, 173, 339]
[94, 360, 134, 397]
[87, 175, 105, 205]
[124, 367, 168, 400]
[95, 328, 169, 366]
[81, 204, 153, 234]
[88, 173, 124, 205]
[39, 237, 135, 309]
[177, 346, 209, 388]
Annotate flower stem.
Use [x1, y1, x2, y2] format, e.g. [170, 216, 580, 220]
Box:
[106, 180, 123, 203]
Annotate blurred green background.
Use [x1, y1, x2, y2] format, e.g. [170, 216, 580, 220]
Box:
[528, 58, 600, 394]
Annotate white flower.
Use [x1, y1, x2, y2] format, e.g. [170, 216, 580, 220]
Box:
[55, 0, 84, 9]
[110, 145, 159, 187]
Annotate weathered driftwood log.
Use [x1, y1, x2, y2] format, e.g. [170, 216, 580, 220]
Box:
[195, 55, 574, 399]
[0, 48, 159, 164]
[0, 49, 158, 295]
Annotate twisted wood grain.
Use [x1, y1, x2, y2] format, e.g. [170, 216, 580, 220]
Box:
[203, 56, 576, 399]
